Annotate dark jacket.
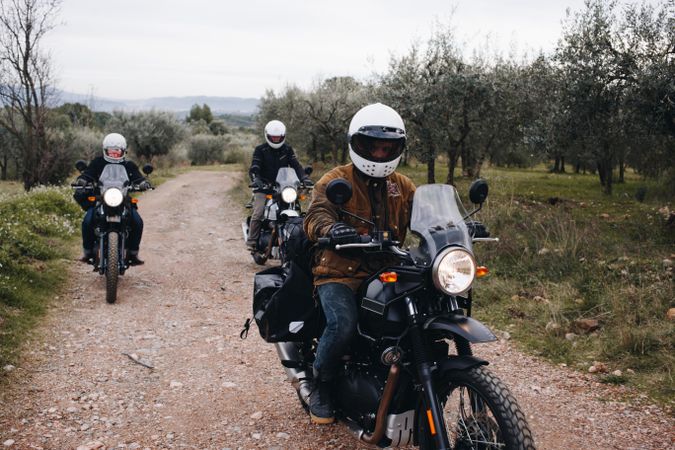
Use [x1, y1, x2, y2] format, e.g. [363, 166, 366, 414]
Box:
[79, 156, 145, 183]
[248, 143, 305, 183]
[303, 164, 416, 291]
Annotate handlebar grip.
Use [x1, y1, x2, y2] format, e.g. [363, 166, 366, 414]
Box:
[317, 237, 331, 247]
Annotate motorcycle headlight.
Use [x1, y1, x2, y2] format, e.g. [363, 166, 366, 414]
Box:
[281, 187, 297, 203]
[432, 247, 476, 295]
[103, 188, 123, 207]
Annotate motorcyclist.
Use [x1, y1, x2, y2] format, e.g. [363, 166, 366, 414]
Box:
[246, 119, 312, 251]
[303, 103, 416, 424]
[74, 133, 150, 265]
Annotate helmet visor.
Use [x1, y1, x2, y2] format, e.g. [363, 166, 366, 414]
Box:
[105, 148, 124, 159]
[351, 134, 405, 163]
[267, 134, 285, 144]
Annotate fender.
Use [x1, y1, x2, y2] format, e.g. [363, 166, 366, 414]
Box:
[437, 355, 489, 373]
[279, 209, 300, 218]
[423, 314, 497, 343]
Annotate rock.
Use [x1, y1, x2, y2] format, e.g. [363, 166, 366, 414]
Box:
[574, 318, 600, 334]
[80, 423, 91, 431]
[3, 365, 15, 373]
[663, 259, 673, 268]
[599, 213, 610, 219]
[565, 333, 578, 341]
[251, 432, 262, 440]
[276, 432, 290, 439]
[545, 321, 561, 333]
[250, 411, 263, 420]
[169, 381, 183, 388]
[537, 248, 550, 256]
[589, 362, 608, 373]
[222, 381, 237, 388]
[499, 331, 511, 341]
[612, 370, 623, 377]
[667, 308, 675, 321]
[75, 441, 105, 450]
[3, 440, 15, 447]
[626, 368, 635, 375]
[533, 295, 549, 304]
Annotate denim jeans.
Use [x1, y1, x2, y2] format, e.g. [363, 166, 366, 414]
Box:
[82, 207, 144, 252]
[314, 282, 358, 379]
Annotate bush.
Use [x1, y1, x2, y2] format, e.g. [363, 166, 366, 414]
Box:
[187, 134, 230, 165]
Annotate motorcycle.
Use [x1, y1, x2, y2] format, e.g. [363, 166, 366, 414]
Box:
[72, 160, 153, 304]
[251, 178, 535, 449]
[242, 166, 313, 266]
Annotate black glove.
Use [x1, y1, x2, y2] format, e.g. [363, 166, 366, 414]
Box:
[75, 177, 88, 186]
[302, 177, 313, 187]
[328, 222, 359, 245]
[139, 180, 151, 191]
[253, 177, 265, 190]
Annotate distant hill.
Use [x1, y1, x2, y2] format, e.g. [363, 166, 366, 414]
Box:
[54, 91, 260, 115]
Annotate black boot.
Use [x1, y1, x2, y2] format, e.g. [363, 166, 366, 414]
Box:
[127, 251, 144, 266]
[309, 369, 334, 424]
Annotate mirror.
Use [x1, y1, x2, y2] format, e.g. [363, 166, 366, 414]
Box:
[469, 179, 489, 205]
[326, 178, 352, 206]
[142, 164, 154, 175]
[304, 166, 313, 176]
[75, 160, 87, 172]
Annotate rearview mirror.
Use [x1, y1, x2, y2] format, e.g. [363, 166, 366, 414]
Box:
[469, 179, 489, 205]
[326, 178, 352, 206]
[304, 166, 313, 176]
[142, 164, 154, 175]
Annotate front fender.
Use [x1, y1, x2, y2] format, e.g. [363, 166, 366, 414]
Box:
[424, 314, 497, 343]
[437, 355, 489, 373]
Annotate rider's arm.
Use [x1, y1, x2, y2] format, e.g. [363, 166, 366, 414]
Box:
[125, 160, 145, 183]
[303, 173, 340, 242]
[80, 157, 104, 181]
[286, 145, 306, 181]
[249, 145, 264, 181]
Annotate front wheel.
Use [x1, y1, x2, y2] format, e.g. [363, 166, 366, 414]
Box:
[106, 231, 119, 304]
[418, 366, 535, 450]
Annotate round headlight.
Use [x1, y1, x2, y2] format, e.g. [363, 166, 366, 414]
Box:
[103, 188, 124, 207]
[432, 247, 476, 295]
[281, 187, 297, 203]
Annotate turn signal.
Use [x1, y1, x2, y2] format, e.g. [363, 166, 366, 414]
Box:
[131, 198, 139, 204]
[426, 409, 437, 435]
[87, 196, 96, 202]
[299, 194, 306, 200]
[379, 272, 398, 283]
[266, 194, 273, 200]
[476, 266, 489, 278]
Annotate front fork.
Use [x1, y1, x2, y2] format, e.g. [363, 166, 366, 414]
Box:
[405, 297, 451, 449]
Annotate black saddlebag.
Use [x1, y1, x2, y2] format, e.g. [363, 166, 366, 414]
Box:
[252, 261, 323, 342]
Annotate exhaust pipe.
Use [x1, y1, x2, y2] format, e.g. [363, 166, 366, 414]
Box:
[274, 342, 312, 405]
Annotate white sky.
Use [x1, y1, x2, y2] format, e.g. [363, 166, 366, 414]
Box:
[45, 0, 592, 100]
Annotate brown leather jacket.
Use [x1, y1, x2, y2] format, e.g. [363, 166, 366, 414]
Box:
[304, 164, 416, 291]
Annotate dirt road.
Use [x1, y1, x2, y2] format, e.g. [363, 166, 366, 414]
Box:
[0, 170, 672, 449]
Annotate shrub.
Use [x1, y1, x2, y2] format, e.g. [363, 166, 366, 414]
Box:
[187, 134, 230, 165]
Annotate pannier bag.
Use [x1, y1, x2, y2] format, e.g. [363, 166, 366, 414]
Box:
[252, 261, 323, 342]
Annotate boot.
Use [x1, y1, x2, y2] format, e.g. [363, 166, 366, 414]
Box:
[309, 368, 334, 424]
[79, 248, 94, 263]
[127, 251, 144, 266]
[246, 219, 263, 251]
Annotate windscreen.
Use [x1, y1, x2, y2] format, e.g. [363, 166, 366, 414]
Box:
[275, 167, 300, 188]
[99, 164, 129, 189]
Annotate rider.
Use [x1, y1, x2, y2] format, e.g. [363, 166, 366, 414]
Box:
[303, 103, 416, 424]
[246, 119, 312, 251]
[74, 133, 150, 265]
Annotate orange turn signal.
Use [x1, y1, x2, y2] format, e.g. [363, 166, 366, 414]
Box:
[476, 266, 489, 278]
[379, 271, 398, 283]
[87, 196, 96, 202]
[299, 194, 306, 200]
[131, 198, 139, 204]
[266, 194, 273, 199]
[426, 409, 437, 435]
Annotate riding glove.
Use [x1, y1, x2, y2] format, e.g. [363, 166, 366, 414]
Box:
[253, 177, 265, 190]
[139, 180, 152, 191]
[302, 177, 314, 187]
[328, 222, 359, 245]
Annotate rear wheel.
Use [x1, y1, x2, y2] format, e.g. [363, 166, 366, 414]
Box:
[106, 232, 119, 304]
[418, 366, 535, 450]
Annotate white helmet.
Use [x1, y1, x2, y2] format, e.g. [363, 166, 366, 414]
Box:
[264, 120, 286, 149]
[102, 133, 127, 163]
[348, 103, 406, 178]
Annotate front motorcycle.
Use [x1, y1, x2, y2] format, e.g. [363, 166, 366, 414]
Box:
[252, 178, 535, 449]
[72, 161, 153, 304]
[242, 167, 312, 265]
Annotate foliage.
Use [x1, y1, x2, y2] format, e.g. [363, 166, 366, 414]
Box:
[0, 186, 81, 366]
[105, 110, 187, 161]
[187, 134, 230, 165]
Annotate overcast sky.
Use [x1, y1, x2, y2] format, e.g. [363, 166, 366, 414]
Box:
[45, 0, 592, 100]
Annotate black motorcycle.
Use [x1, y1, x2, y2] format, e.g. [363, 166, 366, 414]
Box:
[72, 160, 153, 304]
[243, 166, 313, 265]
[249, 178, 535, 449]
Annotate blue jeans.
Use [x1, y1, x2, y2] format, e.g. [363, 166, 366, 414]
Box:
[314, 282, 358, 379]
[82, 207, 144, 252]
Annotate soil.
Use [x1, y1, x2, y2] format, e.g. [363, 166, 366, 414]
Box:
[0, 170, 672, 450]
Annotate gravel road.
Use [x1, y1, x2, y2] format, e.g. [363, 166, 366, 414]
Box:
[0, 170, 672, 450]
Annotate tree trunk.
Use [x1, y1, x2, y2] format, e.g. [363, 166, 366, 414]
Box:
[553, 156, 561, 173]
[340, 144, 347, 165]
[330, 143, 338, 166]
[560, 156, 566, 173]
[446, 146, 459, 186]
[597, 160, 606, 187]
[618, 158, 625, 183]
[427, 157, 435, 184]
[0, 153, 6, 180]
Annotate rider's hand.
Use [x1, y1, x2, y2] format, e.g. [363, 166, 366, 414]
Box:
[302, 177, 314, 187]
[75, 177, 88, 186]
[328, 222, 359, 245]
[139, 180, 152, 191]
[253, 177, 265, 190]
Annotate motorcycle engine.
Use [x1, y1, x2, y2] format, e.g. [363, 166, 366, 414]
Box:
[333, 367, 384, 430]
